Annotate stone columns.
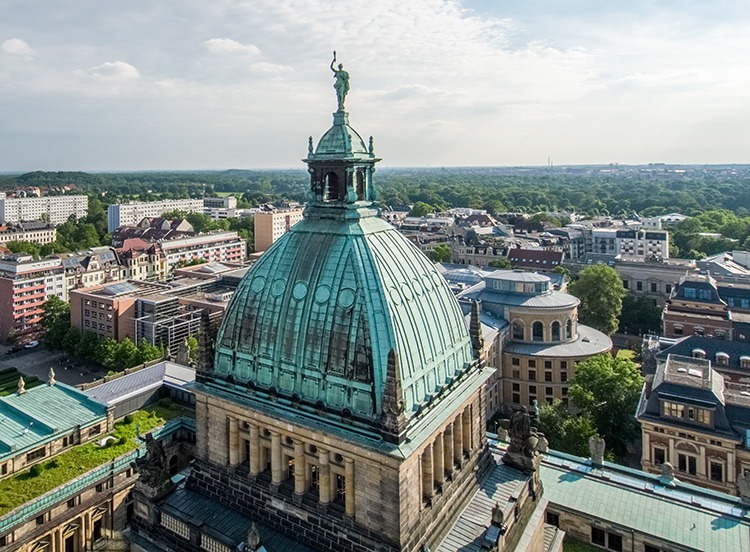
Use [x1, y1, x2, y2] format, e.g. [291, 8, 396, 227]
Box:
[271, 431, 282, 486]
[421, 444, 434, 501]
[345, 457, 355, 517]
[249, 424, 261, 476]
[53, 528, 62, 552]
[228, 418, 239, 466]
[444, 426, 454, 476]
[434, 433, 445, 487]
[668, 438, 675, 465]
[462, 407, 472, 454]
[453, 416, 463, 466]
[728, 451, 736, 483]
[318, 449, 331, 507]
[294, 440, 306, 497]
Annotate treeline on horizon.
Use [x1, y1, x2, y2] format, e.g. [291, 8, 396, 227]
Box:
[2, 168, 749, 219]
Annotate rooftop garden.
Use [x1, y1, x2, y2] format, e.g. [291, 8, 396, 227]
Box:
[0, 406, 176, 516]
[0, 368, 42, 396]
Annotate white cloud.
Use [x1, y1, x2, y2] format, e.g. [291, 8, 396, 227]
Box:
[203, 38, 261, 56]
[85, 61, 140, 80]
[1, 38, 33, 57]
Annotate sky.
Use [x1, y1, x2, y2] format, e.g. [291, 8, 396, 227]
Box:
[1, 0, 749, 171]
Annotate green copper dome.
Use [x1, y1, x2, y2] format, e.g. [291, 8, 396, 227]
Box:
[209, 76, 477, 444]
[215, 212, 473, 422]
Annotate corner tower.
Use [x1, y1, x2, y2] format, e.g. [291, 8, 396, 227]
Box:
[188, 58, 493, 552]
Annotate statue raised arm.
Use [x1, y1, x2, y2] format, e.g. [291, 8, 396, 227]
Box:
[330, 50, 350, 111]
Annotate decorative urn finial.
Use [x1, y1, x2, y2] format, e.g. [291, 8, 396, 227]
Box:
[48, 367, 56, 386]
[17, 376, 26, 395]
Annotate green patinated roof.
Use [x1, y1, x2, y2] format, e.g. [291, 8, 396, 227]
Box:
[215, 212, 473, 421]
[312, 111, 370, 159]
[0, 383, 108, 461]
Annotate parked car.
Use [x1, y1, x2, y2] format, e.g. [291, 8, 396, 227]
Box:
[7, 344, 23, 354]
[24, 340, 39, 349]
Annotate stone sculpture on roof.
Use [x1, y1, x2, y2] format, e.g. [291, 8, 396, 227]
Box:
[330, 50, 350, 111]
[132, 432, 171, 490]
[589, 433, 605, 466]
[499, 406, 541, 472]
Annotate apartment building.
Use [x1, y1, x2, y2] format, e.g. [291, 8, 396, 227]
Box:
[107, 199, 203, 231]
[0, 194, 88, 225]
[637, 353, 750, 495]
[159, 231, 246, 270]
[0, 221, 56, 245]
[253, 206, 304, 251]
[0, 256, 66, 339]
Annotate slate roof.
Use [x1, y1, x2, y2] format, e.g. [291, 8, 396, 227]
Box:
[458, 281, 579, 309]
[161, 485, 313, 552]
[503, 325, 612, 359]
[656, 335, 750, 375]
[85, 361, 195, 406]
[0, 383, 107, 462]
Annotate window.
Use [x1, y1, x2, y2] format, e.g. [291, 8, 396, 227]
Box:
[637, 281, 643, 291]
[67, 497, 77, 508]
[551, 321, 560, 341]
[710, 461, 724, 482]
[663, 401, 683, 418]
[653, 447, 665, 465]
[27, 447, 46, 462]
[608, 533, 623, 552]
[644, 545, 661, 552]
[687, 407, 709, 424]
[592, 527, 606, 546]
[566, 319, 572, 339]
[546, 387, 553, 396]
[512, 323, 524, 340]
[0, 462, 7, 475]
[511, 357, 520, 366]
[560, 371, 568, 383]
[623, 280, 629, 289]
[512, 393, 520, 403]
[651, 282, 658, 293]
[544, 360, 552, 370]
[545, 371, 553, 382]
[528, 385, 537, 395]
[36, 514, 45, 525]
[528, 359, 536, 369]
[684, 287, 696, 299]
[560, 361, 567, 370]
[677, 453, 697, 475]
[533, 322, 544, 341]
[665, 284, 672, 295]
[512, 383, 520, 392]
[529, 370, 536, 381]
[546, 511, 560, 527]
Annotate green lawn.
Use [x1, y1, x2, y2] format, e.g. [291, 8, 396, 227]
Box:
[563, 538, 602, 552]
[0, 410, 167, 515]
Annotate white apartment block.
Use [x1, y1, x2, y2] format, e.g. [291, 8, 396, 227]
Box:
[159, 231, 246, 271]
[107, 199, 204, 231]
[0, 194, 88, 225]
[591, 228, 670, 259]
[0, 222, 56, 245]
[254, 207, 304, 251]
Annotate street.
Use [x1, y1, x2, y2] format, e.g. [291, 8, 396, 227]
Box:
[0, 345, 107, 387]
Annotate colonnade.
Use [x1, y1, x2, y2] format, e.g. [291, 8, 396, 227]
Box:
[421, 407, 474, 502]
[227, 418, 355, 517]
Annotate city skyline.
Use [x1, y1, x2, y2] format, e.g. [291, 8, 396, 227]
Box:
[1, 0, 749, 171]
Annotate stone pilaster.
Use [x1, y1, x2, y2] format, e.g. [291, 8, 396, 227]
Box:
[345, 457, 355, 518]
[228, 417, 239, 466]
[249, 424, 260, 476]
[318, 449, 331, 509]
[270, 431, 282, 489]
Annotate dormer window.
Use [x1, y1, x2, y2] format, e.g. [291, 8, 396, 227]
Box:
[663, 401, 684, 418]
[740, 356, 750, 369]
[715, 352, 729, 366]
[692, 348, 706, 359]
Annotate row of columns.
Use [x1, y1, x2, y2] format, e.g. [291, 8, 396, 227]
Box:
[228, 419, 355, 517]
[421, 408, 474, 501]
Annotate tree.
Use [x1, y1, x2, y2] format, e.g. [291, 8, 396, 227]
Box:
[113, 337, 139, 371]
[551, 265, 571, 278]
[427, 244, 451, 263]
[569, 354, 644, 460]
[41, 296, 71, 349]
[536, 400, 598, 458]
[95, 338, 119, 370]
[136, 339, 163, 364]
[409, 202, 434, 217]
[568, 265, 625, 335]
[488, 257, 512, 269]
[187, 336, 199, 364]
[618, 294, 663, 335]
[6, 241, 41, 258]
[62, 327, 81, 357]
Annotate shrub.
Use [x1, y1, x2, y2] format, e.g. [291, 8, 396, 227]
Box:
[29, 464, 43, 478]
[123, 414, 134, 425]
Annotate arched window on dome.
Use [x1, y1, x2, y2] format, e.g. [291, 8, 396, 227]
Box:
[532, 322, 544, 342]
[325, 172, 339, 201]
[512, 322, 524, 340]
[356, 170, 365, 200]
[551, 321, 561, 341]
[566, 319, 573, 339]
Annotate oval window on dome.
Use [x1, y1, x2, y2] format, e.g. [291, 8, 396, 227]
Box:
[430, 272, 443, 288]
[250, 276, 266, 293]
[315, 285, 331, 304]
[271, 279, 286, 297]
[421, 274, 433, 291]
[412, 278, 423, 296]
[401, 283, 413, 301]
[292, 282, 308, 300]
[338, 288, 356, 308]
[389, 286, 402, 305]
